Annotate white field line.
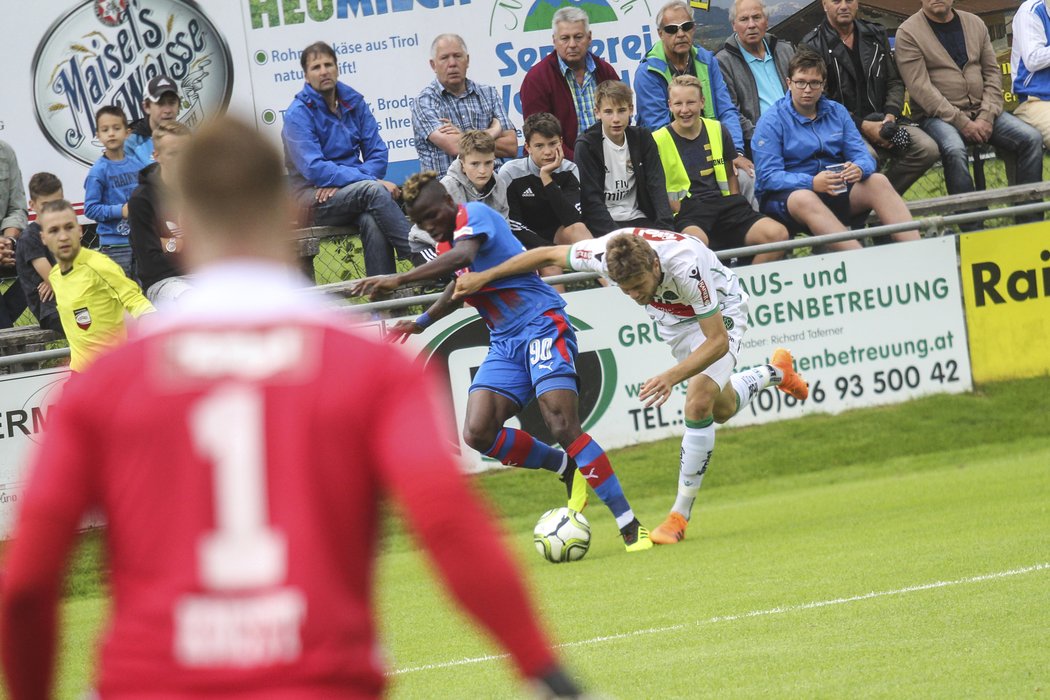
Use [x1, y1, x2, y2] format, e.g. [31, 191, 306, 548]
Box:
[391, 561, 1050, 676]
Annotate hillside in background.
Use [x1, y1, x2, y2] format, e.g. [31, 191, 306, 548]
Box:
[696, 0, 811, 50]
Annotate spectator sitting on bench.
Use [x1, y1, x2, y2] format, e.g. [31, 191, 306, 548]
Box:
[411, 33, 518, 175]
[752, 49, 919, 251]
[282, 41, 415, 276]
[575, 81, 675, 237]
[895, 0, 1044, 208]
[410, 130, 549, 263]
[498, 113, 593, 248]
[15, 172, 65, 336]
[129, 122, 192, 305]
[653, 75, 788, 265]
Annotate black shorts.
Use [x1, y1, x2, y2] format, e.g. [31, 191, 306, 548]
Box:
[674, 194, 765, 250]
[759, 188, 853, 235]
[509, 222, 552, 249]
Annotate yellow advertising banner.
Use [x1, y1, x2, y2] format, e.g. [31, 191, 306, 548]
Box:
[959, 223, 1050, 382]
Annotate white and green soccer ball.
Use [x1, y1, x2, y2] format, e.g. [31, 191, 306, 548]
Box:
[534, 507, 591, 563]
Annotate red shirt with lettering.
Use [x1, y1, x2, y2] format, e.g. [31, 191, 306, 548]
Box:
[0, 262, 555, 700]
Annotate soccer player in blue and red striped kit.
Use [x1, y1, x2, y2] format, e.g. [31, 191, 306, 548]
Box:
[352, 172, 652, 552]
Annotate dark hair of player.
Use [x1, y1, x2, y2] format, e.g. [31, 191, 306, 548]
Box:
[606, 233, 658, 284]
[402, 170, 446, 222]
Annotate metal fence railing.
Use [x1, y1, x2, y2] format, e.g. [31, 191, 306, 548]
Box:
[3, 196, 1047, 372]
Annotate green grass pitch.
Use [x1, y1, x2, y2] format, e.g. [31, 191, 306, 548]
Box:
[35, 377, 1050, 699]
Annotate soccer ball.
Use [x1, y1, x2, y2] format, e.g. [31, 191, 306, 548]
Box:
[534, 507, 591, 563]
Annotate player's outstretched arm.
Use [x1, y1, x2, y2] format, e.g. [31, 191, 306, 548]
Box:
[453, 245, 571, 298]
[351, 238, 483, 300]
[385, 280, 462, 343]
[639, 312, 729, 407]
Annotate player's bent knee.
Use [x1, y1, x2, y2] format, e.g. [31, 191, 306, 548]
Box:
[683, 396, 714, 423]
[712, 406, 735, 424]
[462, 422, 499, 453]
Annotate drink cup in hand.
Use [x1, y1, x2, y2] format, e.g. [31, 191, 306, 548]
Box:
[826, 163, 848, 195]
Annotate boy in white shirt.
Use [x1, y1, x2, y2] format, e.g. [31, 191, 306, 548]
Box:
[575, 81, 675, 236]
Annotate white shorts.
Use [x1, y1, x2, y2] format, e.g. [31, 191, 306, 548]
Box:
[663, 321, 739, 389]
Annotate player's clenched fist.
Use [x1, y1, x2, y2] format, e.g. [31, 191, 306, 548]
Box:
[454, 271, 487, 298]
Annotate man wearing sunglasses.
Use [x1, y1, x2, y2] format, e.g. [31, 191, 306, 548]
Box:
[636, 0, 756, 206]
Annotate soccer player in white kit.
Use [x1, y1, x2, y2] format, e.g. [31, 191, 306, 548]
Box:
[454, 228, 809, 544]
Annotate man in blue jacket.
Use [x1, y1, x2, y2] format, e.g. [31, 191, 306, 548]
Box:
[282, 42, 413, 275]
[635, 0, 756, 204]
[752, 48, 918, 251]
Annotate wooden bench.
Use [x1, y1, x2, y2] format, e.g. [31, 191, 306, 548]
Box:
[0, 327, 60, 374]
[864, 181, 1050, 233]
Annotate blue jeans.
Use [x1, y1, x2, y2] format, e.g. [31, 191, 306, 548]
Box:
[306, 180, 412, 276]
[921, 112, 1044, 195]
[100, 244, 137, 283]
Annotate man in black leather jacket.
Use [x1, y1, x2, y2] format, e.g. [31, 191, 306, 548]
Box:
[801, 0, 939, 194]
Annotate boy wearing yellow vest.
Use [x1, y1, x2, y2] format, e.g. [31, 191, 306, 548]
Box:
[38, 199, 154, 372]
[653, 75, 787, 265]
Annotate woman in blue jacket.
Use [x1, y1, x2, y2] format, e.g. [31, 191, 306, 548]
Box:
[752, 48, 918, 251]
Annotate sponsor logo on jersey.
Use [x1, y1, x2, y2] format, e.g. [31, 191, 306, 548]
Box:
[575, 249, 592, 261]
[32, 0, 233, 166]
[521, 187, 535, 197]
[74, 307, 92, 330]
[698, 279, 711, 306]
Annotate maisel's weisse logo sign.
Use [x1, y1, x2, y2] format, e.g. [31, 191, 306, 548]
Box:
[32, 0, 233, 166]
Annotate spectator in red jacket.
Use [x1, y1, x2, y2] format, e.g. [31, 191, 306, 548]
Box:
[519, 6, 620, 161]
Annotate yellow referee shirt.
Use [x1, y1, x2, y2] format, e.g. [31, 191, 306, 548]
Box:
[50, 248, 155, 372]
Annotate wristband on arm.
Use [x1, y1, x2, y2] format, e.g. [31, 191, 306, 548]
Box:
[416, 311, 432, 329]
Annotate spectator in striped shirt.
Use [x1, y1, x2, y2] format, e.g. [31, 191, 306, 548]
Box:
[412, 34, 519, 175]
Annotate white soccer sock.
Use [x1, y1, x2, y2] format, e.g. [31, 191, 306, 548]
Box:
[728, 364, 782, 417]
[671, 419, 715, 520]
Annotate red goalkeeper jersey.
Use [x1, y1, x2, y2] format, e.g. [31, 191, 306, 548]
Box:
[1, 262, 554, 700]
